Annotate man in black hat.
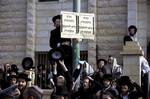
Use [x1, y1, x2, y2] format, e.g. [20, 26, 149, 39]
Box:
[0, 74, 20, 99]
[96, 74, 119, 99]
[94, 58, 107, 84]
[72, 76, 99, 99]
[17, 72, 31, 99]
[49, 15, 73, 74]
[2, 63, 12, 89]
[49, 15, 71, 49]
[117, 76, 144, 99]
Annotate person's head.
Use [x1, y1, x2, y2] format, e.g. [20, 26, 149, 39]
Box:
[128, 25, 137, 36]
[4, 63, 11, 72]
[120, 84, 130, 95]
[97, 59, 107, 69]
[11, 77, 17, 85]
[83, 76, 93, 90]
[22, 57, 34, 70]
[0, 64, 4, 73]
[57, 75, 66, 87]
[17, 73, 31, 92]
[118, 76, 133, 95]
[107, 55, 114, 64]
[8, 74, 17, 85]
[103, 74, 113, 88]
[100, 91, 115, 99]
[55, 76, 68, 99]
[52, 15, 61, 28]
[37, 64, 45, 71]
[11, 64, 18, 73]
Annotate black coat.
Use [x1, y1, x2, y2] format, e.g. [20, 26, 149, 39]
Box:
[72, 86, 97, 99]
[50, 27, 73, 73]
[123, 35, 133, 45]
[50, 27, 71, 48]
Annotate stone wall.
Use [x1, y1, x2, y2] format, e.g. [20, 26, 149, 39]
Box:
[0, 0, 27, 64]
[137, 0, 147, 56]
[0, 0, 149, 67]
[96, 0, 127, 64]
[147, 1, 150, 44]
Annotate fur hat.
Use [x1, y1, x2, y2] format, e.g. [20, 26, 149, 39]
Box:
[48, 48, 65, 61]
[22, 57, 34, 70]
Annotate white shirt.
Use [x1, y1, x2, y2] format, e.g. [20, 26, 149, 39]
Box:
[131, 36, 138, 42]
[140, 56, 150, 74]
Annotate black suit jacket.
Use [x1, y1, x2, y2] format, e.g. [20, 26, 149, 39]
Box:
[50, 27, 71, 48]
[123, 35, 133, 45]
[49, 27, 73, 73]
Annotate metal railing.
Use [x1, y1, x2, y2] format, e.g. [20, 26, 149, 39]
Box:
[34, 51, 88, 89]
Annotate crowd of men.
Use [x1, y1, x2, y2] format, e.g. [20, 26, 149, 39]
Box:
[0, 56, 148, 99]
[48, 56, 147, 99]
[47, 15, 150, 99]
[0, 14, 150, 99]
[0, 63, 43, 99]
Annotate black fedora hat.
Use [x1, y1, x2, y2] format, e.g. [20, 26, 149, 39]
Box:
[102, 74, 113, 81]
[8, 74, 18, 80]
[22, 57, 33, 70]
[117, 76, 134, 90]
[97, 58, 107, 65]
[18, 73, 31, 81]
[48, 48, 65, 61]
[11, 64, 18, 72]
[52, 15, 60, 23]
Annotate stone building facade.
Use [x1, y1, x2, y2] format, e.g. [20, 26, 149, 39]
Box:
[0, 0, 150, 68]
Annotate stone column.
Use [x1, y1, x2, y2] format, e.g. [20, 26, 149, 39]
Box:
[128, 0, 137, 26]
[128, 0, 148, 58]
[137, 0, 147, 56]
[26, 0, 36, 61]
[87, 0, 97, 69]
[120, 42, 143, 85]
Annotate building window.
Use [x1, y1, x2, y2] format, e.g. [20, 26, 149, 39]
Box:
[39, 0, 58, 2]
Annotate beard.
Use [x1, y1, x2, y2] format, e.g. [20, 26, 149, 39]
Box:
[129, 33, 135, 36]
[18, 85, 27, 92]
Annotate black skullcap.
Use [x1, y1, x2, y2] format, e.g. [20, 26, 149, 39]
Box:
[18, 72, 31, 81]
